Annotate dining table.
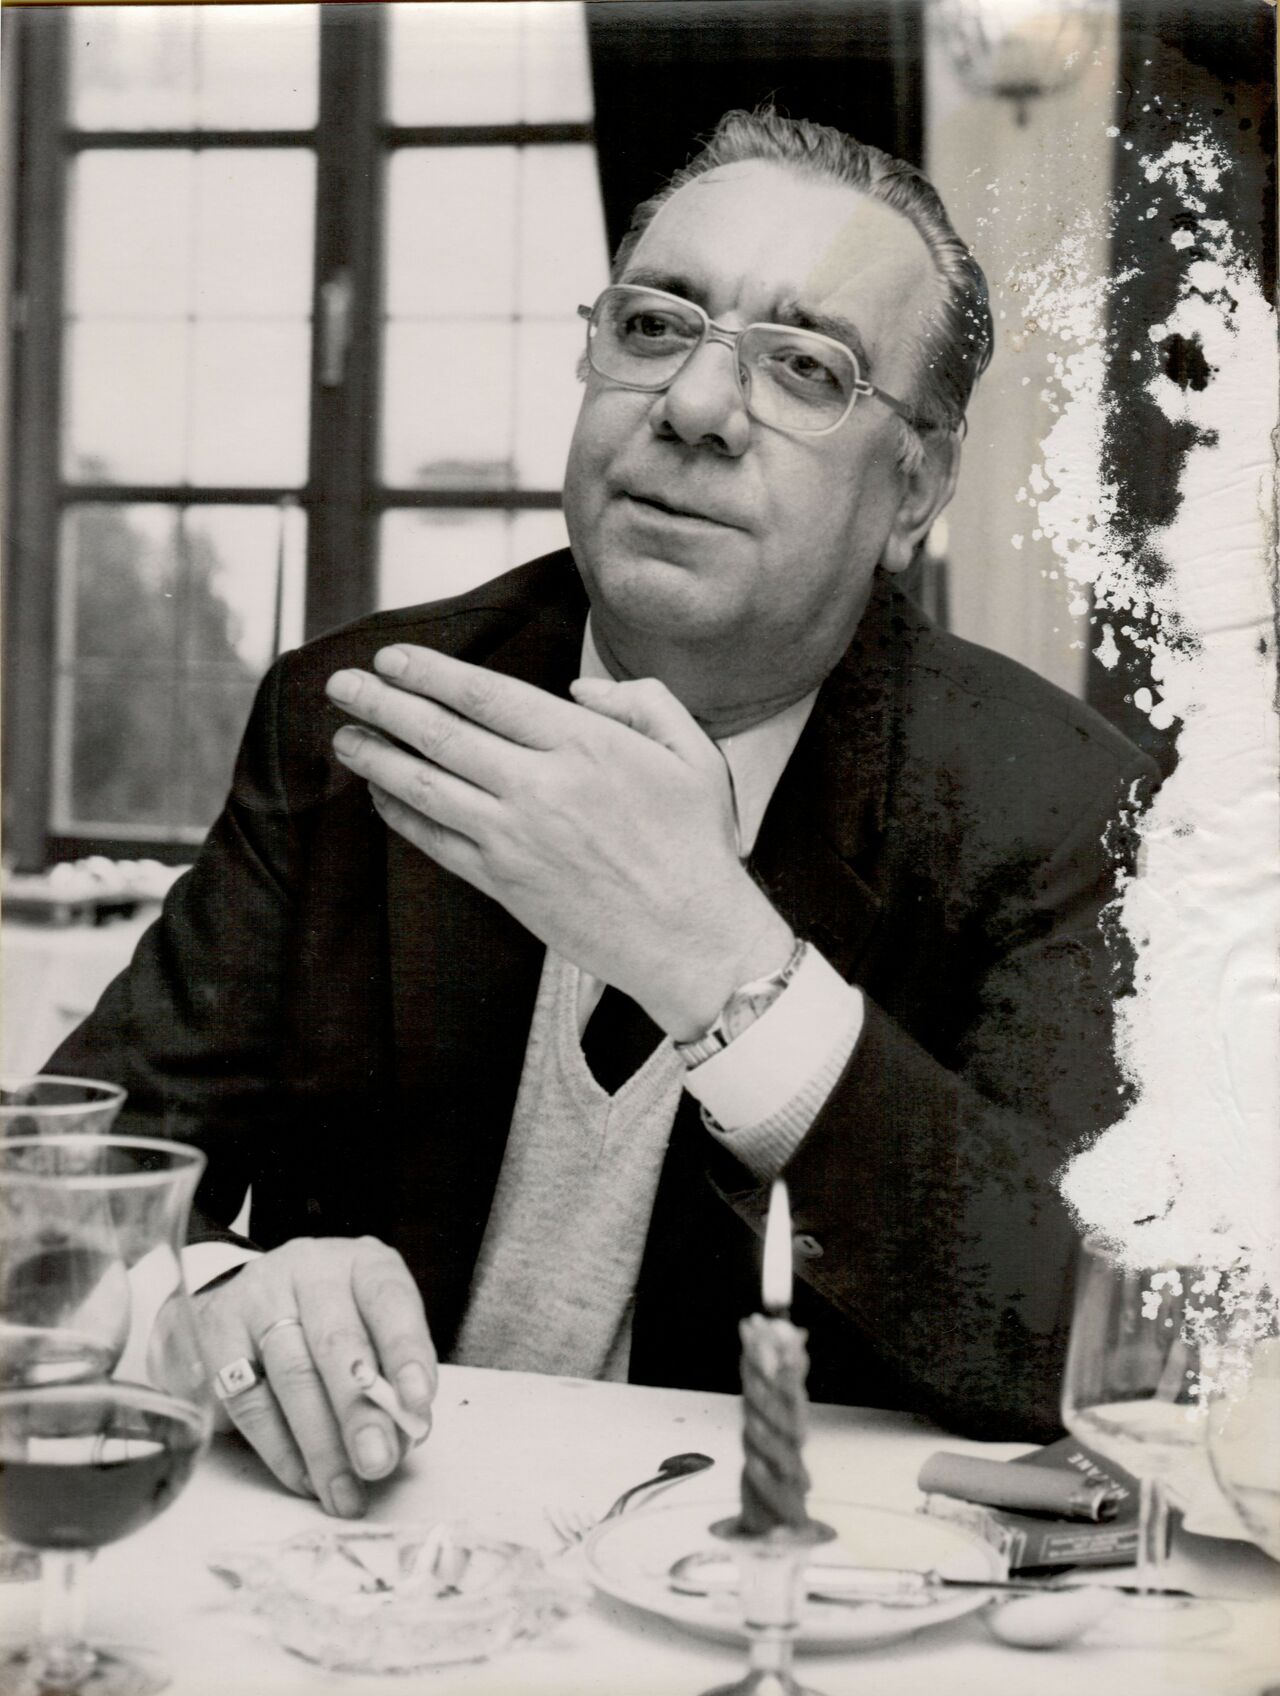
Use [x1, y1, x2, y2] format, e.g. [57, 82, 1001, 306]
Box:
[6, 1363, 1277, 1696]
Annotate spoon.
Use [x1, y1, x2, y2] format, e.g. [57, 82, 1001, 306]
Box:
[603, 1452, 715, 1520]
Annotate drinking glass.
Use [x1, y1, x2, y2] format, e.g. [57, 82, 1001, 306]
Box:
[0, 1076, 127, 1139]
[0, 1135, 213, 1695]
[1061, 1237, 1223, 1642]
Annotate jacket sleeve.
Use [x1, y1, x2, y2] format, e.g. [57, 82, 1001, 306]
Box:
[734, 751, 1155, 1441]
[45, 655, 299, 1239]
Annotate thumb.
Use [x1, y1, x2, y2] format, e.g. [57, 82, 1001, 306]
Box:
[569, 675, 716, 767]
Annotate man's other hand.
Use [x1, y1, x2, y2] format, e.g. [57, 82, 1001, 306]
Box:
[325, 646, 794, 1040]
[194, 1236, 437, 1517]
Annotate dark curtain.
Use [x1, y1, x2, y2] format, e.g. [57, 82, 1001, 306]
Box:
[585, 0, 923, 257]
[1091, 0, 1276, 777]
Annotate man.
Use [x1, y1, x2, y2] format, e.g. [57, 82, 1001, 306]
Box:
[51, 110, 1154, 1520]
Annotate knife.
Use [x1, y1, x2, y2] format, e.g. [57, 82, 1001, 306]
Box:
[666, 1552, 1194, 1607]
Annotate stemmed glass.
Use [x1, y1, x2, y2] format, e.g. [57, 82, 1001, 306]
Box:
[0, 1076, 127, 1139]
[1061, 1236, 1224, 1643]
[0, 1135, 213, 1695]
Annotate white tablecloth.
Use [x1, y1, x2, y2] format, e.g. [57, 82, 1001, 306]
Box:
[5, 1365, 1276, 1695]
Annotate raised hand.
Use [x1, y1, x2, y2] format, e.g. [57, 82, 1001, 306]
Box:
[325, 646, 794, 1041]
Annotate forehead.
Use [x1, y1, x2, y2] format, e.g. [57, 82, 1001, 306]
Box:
[625, 160, 939, 365]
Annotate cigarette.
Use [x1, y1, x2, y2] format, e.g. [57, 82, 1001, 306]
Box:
[351, 1360, 431, 1445]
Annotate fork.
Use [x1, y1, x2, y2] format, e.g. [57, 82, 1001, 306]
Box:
[545, 1451, 714, 1549]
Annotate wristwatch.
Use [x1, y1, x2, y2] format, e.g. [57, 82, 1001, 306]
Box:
[674, 937, 807, 1068]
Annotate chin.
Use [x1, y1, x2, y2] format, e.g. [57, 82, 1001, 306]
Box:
[586, 552, 747, 645]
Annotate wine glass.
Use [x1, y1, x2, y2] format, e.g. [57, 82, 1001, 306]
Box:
[0, 1135, 213, 1696]
[1061, 1237, 1224, 1642]
[0, 1076, 127, 1139]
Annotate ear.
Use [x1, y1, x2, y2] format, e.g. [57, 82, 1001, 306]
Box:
[881, 431, 961, 575]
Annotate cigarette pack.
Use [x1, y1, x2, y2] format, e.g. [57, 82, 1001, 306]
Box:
[922, 1437, 1141, 1573]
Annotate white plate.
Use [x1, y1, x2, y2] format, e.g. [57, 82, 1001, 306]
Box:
[584, 1498, 1003, 1650]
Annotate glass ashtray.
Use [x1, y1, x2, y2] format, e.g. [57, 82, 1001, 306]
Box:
[208, 1523, 578, 1673]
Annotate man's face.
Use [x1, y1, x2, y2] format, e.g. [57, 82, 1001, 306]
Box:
[563, 161, 947, 702]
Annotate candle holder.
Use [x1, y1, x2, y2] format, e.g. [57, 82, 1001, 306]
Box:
[699, 1516, 835, 1696]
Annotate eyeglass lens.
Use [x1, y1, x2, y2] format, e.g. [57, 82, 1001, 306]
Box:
[589, 288, 858, 432]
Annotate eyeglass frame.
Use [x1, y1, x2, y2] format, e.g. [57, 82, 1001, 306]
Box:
[576, 284, 928, 437]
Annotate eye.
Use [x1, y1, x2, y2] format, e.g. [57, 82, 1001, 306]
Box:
[614, 307, 699, 356]
[763, 344, 845, 391]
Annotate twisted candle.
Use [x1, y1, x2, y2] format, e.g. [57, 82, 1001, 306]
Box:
[737, 1312, 812, 1534]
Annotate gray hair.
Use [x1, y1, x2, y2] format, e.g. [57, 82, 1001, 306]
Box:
[613, 108, 994, 467]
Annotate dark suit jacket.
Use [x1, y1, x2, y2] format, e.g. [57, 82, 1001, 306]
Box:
[51, 551, 1156, 1440]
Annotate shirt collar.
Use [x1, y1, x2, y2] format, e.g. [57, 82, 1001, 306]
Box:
[579, 618, 817, 857]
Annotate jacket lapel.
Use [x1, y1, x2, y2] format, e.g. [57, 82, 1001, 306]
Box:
[749, 574, 907, 980]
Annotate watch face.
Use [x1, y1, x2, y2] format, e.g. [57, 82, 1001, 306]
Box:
[721, 987, 776, 1046]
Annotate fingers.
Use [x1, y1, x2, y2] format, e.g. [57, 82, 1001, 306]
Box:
[349, 1238, 439, 1424]
[367, 782, 493, 894]
[195, 1285, 317, 1503]
[294, 1259, 418, 1480]
[194, 1240, 438, 1522]
[333, 725, 499, 845]
[371, 645, 582, 749]
[568, 674, 717, 766]
[326, 667, 516, 794]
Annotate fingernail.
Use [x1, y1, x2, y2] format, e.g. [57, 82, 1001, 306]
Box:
[375, 647, 408, 677]
[396, 1362, 432, 1409]
[333, 726, 365, 756]
[327, 669, 361, 702]
[354, 1424, 394, 1478]
[329, 1473, 365, 1518]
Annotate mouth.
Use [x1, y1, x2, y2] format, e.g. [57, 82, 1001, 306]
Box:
[620, 491, 744, 531]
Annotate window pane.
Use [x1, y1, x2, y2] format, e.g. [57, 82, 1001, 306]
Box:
[520, 5, 594, 125]
[387, 4, 521, 126]
[68, 7, 197, 131]
[67, 5, 319, 131]
[62, 504, 180, 663]
[56, 674, 177, 831]
[177, 680, 261, 829]
[386, 149, 517, 318]
[68, 150, 314, 320]
[52, 502, 299, 841]
[519, 147, 609, 318]
[64, 322, 188, 484]
[510, 508, 571, 568]
[194, 6, 319, 130]
[383, 322, 514, 487]
[183, 505, 304, 672]
[193, 151, 315, 317]
[188, 323, 310, 485]
[377, 510, 509, 609]
[388, 2, 592, 125]
[515, 322, 585, 488]
[68, 152, 193, 317]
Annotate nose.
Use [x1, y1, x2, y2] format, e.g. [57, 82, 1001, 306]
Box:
[649, 336, 751, 456]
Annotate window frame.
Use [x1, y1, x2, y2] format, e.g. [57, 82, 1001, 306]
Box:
[3, 4, 596, 868]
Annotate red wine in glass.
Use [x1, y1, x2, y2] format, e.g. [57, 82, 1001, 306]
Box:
[0, 1134, 212, 1696]
[0, 1385, 206, 1551]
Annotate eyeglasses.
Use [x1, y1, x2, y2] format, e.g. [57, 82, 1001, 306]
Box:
[577, 284, 920, 437]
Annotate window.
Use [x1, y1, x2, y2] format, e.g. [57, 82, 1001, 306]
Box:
[4, 3, 607, 865]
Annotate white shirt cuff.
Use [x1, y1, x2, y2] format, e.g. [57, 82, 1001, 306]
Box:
[682, 944, 863, 1133]
[183, 1240, 260, 1293]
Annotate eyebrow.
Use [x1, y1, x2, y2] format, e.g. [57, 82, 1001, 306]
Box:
[620, 266, 708, 306]
[774, 300, 874, 376]
[616, 269, 874, 375]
